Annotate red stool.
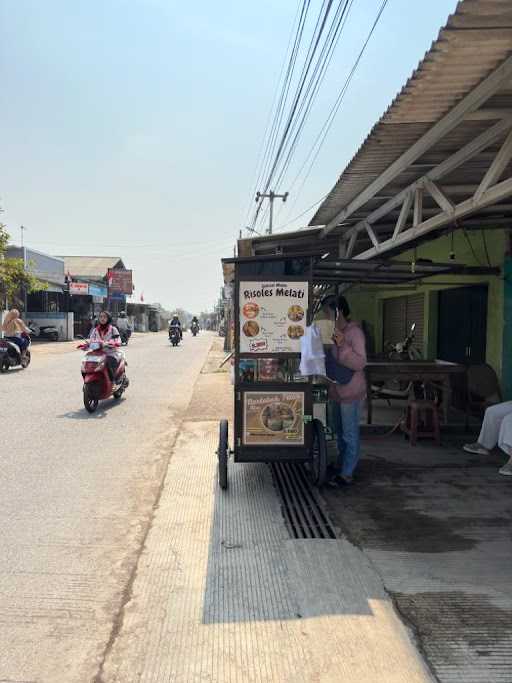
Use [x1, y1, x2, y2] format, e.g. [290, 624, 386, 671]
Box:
[402, 400, 441, 446]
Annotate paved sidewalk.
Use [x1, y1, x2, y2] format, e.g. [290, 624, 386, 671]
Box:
[100, 370, 433, 682]
[324, 435, 512, 683]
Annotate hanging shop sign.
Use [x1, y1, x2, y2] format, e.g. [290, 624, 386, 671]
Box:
[243, 390, 305, 446]
[108, 269, 133, 294]
[69, 282, 89, 295]
[239, 281, 308, 353]
[88, 284, 107, 298]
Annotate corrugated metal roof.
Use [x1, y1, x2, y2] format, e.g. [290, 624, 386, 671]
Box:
[310, 0, 512, 232]
[61, 256, 125, 279]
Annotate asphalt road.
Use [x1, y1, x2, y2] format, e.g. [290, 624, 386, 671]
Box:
[0, 331, 214, 682]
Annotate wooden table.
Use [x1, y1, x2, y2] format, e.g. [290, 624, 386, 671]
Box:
[365, 360, 467, 425]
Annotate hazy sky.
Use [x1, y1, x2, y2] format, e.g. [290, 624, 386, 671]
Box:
[0, 0, 457, 312]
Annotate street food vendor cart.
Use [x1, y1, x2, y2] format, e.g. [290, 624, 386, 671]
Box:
[218, 252, 491, 489]
[217, 254, 329, 489]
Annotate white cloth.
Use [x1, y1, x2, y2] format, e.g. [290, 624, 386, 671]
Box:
[478, 401, 512, 455]
[299, 324, 326, 376]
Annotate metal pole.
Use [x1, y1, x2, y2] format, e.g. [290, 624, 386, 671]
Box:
[255, 190, 289, 235]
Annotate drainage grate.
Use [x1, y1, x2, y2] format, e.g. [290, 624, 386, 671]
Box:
[270, 462, 337, 539]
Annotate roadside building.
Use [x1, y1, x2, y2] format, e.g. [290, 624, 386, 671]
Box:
[5, 245, 73, 340]
[239, 1, 512, 402]
[59, 256, 131, 337]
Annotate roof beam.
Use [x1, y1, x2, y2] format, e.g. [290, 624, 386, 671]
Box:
[413, 187, 423, 227]
[339, 116, 512, 247]
[475, 127, 512, 200]
[355, 175, 512, 260]
[364, 221, 380, 250]
[393, 192, 413, 239]
[322, 54, 512, 237]
[423, 178, 455, 214]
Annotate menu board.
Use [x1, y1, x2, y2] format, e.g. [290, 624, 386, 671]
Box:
[243, 391, 304, 446]
[239, 281, 308, 353]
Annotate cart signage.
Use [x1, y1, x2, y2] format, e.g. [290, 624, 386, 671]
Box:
[243, 391, 304, 446]
[239, 280, 308, 353]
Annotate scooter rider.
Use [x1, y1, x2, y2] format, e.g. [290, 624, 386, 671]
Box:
[116, 311, 131, 340]
[169, 314, 182, 340]
[89, 311, 122, 380]
[191, 316, 200, 331]
[1, 309, 31, 354]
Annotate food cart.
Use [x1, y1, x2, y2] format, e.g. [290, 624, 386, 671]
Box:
[217, 254, 330, 490]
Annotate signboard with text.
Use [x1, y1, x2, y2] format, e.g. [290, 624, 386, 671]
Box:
[243, 391, 304, 446]
[108, 269, 133, 294]
[239, 281, 308, 353]
[88, 284, 107, 298]
[70, 282, 89, 296]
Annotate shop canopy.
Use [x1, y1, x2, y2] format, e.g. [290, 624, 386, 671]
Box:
[222, 253, 498, 288]
[311, 0, 512, 260]
[241, 0, 512, 262]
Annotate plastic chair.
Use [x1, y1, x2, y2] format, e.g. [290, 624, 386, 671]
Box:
[466, 364, 502, 418]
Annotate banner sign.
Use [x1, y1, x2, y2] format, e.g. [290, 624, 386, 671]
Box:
[109, 292, 126, 302]
[243, 391, 304, 446]
[239, 281, 308, 353]
[108, 269, 133, 294]
[70, 282, 89, 296]
[88, 284, 107, 298]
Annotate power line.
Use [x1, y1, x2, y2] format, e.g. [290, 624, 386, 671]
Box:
[251, 0, 356, 234]
[281, 0, 390, 225]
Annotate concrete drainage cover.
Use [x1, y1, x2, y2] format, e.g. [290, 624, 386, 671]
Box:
[270, 462, 337, 539]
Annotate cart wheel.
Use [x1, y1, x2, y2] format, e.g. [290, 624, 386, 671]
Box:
[218, 419, 228, 490]
[307, 419, 328, 487]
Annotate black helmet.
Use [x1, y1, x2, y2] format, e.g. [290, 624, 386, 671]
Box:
[119, 311, 127, 318]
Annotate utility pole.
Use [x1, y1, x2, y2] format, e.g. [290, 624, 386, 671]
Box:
[255, 190, 289, 235]
[20, 225, 27, 249]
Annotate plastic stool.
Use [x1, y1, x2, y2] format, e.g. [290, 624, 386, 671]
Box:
[402, 400, 441, 446]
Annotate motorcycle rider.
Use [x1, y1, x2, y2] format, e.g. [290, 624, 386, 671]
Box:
[116, 311, 132, 342]
[89, 310, 122, 381]
[169, 314, 182, 340]
[191, 315, 200, 333]
[1, 309, 31, 355]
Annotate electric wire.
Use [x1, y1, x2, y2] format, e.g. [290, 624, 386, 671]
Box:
[243, 0, 306, 227]
[252, 0, 356, 234]
[252, 0, 337, 231]
[278, 0, 390, 229]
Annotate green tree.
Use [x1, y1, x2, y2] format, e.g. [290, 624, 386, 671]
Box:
[0, 222, 46, 308]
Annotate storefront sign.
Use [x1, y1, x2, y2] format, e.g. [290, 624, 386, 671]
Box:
[239, 281, 308, 353]
[109, 292, 126, 302]
[70, 282, 89, 295]
[108, 269, 133, 294]
[243, 391, 304, 446]
[88, 284, 107, 298]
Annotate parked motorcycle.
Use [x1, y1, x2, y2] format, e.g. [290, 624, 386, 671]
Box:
[28, 321, 59, 342]
[0, 334, 31, 372]
[371, 323, 422, 401]
[78, 340, 129, 413]
[169, 327, 181, 346]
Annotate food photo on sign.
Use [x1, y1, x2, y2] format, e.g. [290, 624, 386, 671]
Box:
[243, 391, 304, 445]
[239, 281, 308, 353]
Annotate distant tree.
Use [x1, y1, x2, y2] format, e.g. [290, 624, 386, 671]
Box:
[0, 221, 46, 308]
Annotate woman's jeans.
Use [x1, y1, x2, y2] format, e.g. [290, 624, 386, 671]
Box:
[331, 400, 362, 477]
